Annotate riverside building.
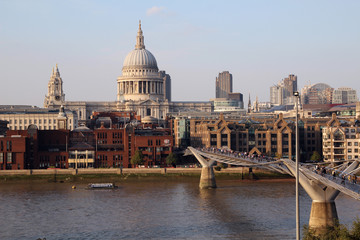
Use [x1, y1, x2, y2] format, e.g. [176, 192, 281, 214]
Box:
[176, 113, 333, 160]
[322, 113, 360, 161]
[0, 122, 173, 170]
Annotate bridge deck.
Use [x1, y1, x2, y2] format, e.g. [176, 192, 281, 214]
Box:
[190, 147, 360, 201]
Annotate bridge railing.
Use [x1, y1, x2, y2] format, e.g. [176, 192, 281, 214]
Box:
[300, 163, 360, 194]
[195, 147, 291, 175]
[198, 147, 276, 164]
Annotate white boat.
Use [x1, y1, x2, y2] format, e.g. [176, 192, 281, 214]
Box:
[86, 183, 117, 189]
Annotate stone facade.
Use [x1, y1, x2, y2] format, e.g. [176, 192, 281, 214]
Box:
[322, 113, 360, 161]
[179, 113, 333, 160]
[0, 106, 77, 131]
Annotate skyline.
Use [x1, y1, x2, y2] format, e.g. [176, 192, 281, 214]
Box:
[1, 0, 360, 107]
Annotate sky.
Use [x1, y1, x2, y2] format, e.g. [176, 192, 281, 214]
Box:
[1, 0, 360, 107]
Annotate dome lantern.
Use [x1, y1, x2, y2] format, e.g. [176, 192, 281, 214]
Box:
[135, 20, 145, 50]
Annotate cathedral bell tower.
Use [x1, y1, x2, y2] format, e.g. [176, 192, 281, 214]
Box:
[44, 64, 65, 108]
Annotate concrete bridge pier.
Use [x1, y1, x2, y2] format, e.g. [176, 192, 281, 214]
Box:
[188, 148, 216, 189]
[284, 161, 340, 234]
[309, 199, 338, 232]
[307, 160, 360, 233]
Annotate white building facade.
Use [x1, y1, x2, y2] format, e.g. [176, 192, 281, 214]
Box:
[332, 87, 358, 104]
[0, 107, 77, 131]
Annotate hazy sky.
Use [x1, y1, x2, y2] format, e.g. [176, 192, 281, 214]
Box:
[1, 0, 360, 107]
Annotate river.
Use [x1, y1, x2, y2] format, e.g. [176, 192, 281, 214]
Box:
[0, 178, 359, 240]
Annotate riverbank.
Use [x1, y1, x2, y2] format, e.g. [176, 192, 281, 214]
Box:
[0, 167, 291, 183]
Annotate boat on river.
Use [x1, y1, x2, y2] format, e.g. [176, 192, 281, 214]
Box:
[86, 183, 117, 189]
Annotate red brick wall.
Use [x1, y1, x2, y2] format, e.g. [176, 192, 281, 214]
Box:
[0, 136, 26, 170]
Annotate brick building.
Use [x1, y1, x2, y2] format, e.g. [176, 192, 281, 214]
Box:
[0, 122, 173, 169]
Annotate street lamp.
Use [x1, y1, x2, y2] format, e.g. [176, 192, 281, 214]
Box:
[293, 91, 300, 240]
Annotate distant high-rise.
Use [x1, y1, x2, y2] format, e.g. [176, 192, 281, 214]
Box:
[216, 71, 233, 98]
[332, 87, 358, 104]
[283, 74, 297, 105]
[269, 74, 298, 106]
[270, 85, 283, 106]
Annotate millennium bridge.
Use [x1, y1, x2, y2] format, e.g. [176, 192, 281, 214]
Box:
[186, 147, 360, 233]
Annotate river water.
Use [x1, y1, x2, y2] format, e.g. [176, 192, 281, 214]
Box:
[0, 178, 359, 240]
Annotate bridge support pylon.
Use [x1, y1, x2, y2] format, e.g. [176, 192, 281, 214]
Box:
[283, 160, 340, 234]
[188, 147, 216, 189]
[309, 200, 338, 232]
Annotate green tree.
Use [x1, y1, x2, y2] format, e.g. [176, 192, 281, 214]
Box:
[302, 219, 360, 240]
[350, 218, 360, 239]
[166, 152, 177, 166]
[131, 150, 144, 166]
[310, 151, 322, 162]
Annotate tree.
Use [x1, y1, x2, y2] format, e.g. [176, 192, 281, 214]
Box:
[131, 150, 144, 166]
[166, 152, 177, 167]
[310, 151, 322, 162]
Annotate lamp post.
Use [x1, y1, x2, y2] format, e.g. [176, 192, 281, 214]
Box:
[293, 91, 300, 240]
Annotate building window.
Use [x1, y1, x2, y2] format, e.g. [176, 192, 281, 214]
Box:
[39, 119, 42, 124]
[14, 120, 17, 124]
[44, 119, 47, 124]
[34, 119, 37, 124]
[19, 120, 22, 124]
[355, 142, 359, 146]
[7, 153, 12, 163]
[6, 141, 12, 151]
[0, 153, 3, 163]
[24, 119, 27, 124]
[348, 142, 352, 146]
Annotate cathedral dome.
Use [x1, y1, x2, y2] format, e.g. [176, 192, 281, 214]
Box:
[123, 48, 158, 69]
[122, 21, 158, 70]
